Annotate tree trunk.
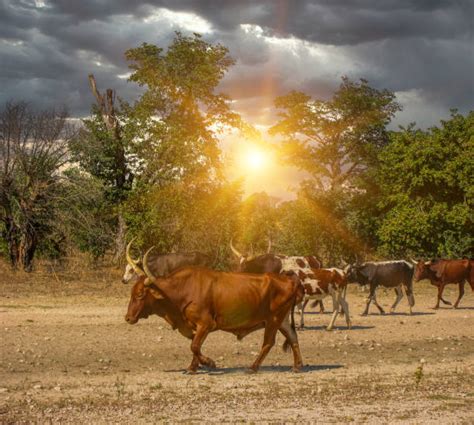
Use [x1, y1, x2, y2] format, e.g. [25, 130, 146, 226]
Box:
[3, 216, 20, 268]
[18, 227, 37, 272]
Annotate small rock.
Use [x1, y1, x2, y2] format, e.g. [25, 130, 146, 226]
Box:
[0, 388, 8, 393]
[54, 386, 61, 391]
[33, 384, 42, 390]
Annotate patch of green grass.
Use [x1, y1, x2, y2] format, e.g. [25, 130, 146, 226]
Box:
[149, 383, 162, 391]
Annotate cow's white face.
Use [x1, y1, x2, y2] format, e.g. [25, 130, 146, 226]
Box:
[122, 264, 140, 284]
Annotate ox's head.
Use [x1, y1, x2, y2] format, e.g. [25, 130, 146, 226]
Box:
[412, 259, 433, 282]
[229, 238, 271, 272]
[125, 248, 164, 324]
[122, 240, 146, 284]
[344, 264, 367, 285]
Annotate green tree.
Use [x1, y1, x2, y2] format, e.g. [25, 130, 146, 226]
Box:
[70, 76, 134, 263]
[125, 32, 243, 188]
[377, 111, 474, 257]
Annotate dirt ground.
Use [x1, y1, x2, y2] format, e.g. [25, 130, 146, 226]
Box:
[1, 265, 473, 424]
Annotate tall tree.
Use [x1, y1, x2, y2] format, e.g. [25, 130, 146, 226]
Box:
[122, 32, 246, 254]
[270, 77, 401, 191]
[125, 32, 243, 187]
[0, 101, 73, 271]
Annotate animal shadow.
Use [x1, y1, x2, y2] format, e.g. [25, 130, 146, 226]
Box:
[298, 325, 374, 331]
[386, 311, 435, 316]
[166, 364, 343, 375]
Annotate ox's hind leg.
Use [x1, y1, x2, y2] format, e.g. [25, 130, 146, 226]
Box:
[279, 318, 303, 372]
[390, 286, 404, 314]
[453, 282, 465, 309]
[298, 300, 306, 328]
[187, 325, 216, 374]
[248, 323, 279, 373]
[404, 283, 415, 314]
[327, 289, 339, 331]
[339, 291, 352, 329]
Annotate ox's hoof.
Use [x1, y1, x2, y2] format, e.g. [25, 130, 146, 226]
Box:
[245, 368, 258, 374]
[347, 323, 352, 330]
[431, 306, 439, 310]
[380, 311, 386, 315]
[291, 367, 302, 373]
[453, 305, 460, 309]
[325, 327, 333, 332]
[360, 313, 368, 317]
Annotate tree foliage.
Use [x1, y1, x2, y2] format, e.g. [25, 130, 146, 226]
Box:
[376, 111, 474, 257]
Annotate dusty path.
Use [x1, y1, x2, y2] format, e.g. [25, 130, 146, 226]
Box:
[1, 274, 473, 423]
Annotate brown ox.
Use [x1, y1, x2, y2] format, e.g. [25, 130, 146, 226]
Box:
[413, 259, 473, 309]
[125, 252, 304, 374]
[298, 268, 351, 330]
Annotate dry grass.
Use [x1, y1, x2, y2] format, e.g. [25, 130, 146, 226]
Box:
[1, 260, 473, 423]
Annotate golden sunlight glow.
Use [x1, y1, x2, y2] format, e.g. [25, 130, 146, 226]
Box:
[245, 147, 267, 171]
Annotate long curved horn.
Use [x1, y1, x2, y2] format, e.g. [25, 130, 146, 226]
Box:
[410, 258, 418, 265]
[126, 238, 145, 276]
[267, 238, 272, 254]
[142, 246, 156, 285]
[230, 238, 243, 258]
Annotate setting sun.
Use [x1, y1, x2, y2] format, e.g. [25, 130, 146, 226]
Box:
[246, 148, 267, 170]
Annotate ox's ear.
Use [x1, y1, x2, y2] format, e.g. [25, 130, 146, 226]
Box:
[148, 286, 165, 299]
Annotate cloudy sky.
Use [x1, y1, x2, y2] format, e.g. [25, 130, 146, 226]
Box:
[1, 0, 473, 196]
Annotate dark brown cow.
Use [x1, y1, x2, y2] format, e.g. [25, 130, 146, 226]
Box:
[413, 259, 473, 309]
[123, 240, 211, 284]
[125, 251, 304, 374]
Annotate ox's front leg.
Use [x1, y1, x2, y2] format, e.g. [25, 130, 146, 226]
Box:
[362, 285, 375, 316]
[372, 292, 385, 314]
[434, 283, 445, 309]
[453, 282, 465, 309]
[248, 323, 279, 373]
[187, 325, 215, 374]
[390, 286, 403, 314]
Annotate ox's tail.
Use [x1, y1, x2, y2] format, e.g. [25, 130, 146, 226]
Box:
[282, 301, 296, 353]
[282, 280, 302, 353]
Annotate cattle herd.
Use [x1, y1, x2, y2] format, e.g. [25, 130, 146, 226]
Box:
[122, 240, 474, 374]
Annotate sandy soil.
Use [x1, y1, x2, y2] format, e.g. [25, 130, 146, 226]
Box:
[1, 268, 473, 424]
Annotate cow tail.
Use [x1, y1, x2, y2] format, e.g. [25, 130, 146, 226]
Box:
[282, 300, 296, 353]
[282, 280, 301, 353]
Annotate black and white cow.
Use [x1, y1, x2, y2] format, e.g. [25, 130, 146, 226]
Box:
[345, 260, 415, 315]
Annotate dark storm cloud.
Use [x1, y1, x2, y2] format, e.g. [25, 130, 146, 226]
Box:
[0, 0, 472, 127]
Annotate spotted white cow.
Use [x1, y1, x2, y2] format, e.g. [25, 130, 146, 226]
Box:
[280, 259, 351, 330]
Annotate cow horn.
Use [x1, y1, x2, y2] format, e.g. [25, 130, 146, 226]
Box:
[410, 258, 418, 265]
[230, 238, 243, 258]
[126, 239, 145, 276]
[267, 238, 272, 254]
[142, 246, 156, 285]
